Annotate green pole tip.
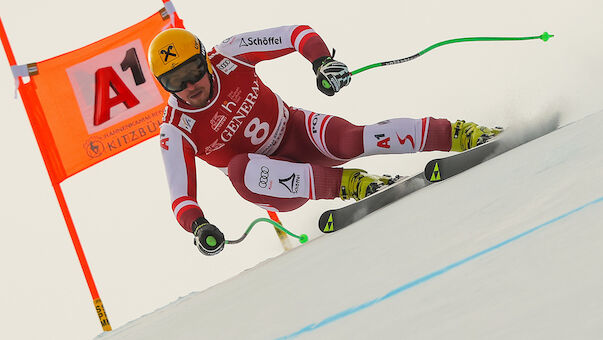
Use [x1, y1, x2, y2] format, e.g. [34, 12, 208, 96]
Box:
[540, 32, 554, 42]
[299, 234, 308, 244]
[321, 79, 332, 89]
[206, 236, 217, 247]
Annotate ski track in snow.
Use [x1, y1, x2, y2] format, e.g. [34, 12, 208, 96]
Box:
[279, 195, 603, 339]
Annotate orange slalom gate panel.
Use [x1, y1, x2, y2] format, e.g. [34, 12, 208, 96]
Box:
[26, 9, 176, 181]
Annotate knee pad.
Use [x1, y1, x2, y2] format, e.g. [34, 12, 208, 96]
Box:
[231, 154, 315, 199]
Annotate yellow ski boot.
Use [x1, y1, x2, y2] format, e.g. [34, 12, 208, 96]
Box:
[340, 169, 396, 201]
[451, 120, 503, 152]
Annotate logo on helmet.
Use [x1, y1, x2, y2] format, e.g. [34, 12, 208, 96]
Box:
[197, 40, 204, 55]
[159, 44, 179, 64]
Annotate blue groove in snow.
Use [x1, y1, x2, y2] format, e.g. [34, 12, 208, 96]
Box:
[277, 195, 603, 339]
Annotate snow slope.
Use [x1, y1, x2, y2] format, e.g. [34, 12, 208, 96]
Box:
[97, 111, 603, 339]
[3, 1, 603, 339]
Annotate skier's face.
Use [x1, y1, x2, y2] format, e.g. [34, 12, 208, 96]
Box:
[176, 72, 211, 108]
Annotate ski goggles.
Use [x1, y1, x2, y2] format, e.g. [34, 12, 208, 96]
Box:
[157, 54, 208, 93]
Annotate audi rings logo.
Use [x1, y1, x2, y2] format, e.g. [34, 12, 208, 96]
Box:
[258, 166, 270, 188]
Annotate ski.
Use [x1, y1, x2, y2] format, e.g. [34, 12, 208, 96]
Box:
[424, 137, 502, 182]
[318, 173, 430, 233]
[319, 119, 560, 234]
[424, 119, 559, 183]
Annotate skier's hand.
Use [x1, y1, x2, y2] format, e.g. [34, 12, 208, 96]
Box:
[192, 217, 225, 256]
[312, 56, 351, 96]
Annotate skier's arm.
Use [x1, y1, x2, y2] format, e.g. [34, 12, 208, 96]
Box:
[160, 124, 226, 255]
[160, 124, 204, 233]
[214, 25, 331, 66]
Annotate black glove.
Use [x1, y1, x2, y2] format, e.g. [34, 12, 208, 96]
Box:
[192, 217, 225, 256]
[312, 55, 351, 96]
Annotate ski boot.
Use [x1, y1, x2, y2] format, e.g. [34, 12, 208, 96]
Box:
[450, 120, 503, 152]
[340, 169, 397, 201]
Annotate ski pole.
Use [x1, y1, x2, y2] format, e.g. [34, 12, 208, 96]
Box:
[350, 31, 554, 76]
[226, 218, 309, 245]
[267, 211, 294, 251]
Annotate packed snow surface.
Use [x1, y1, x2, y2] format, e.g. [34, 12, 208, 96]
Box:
[97, 111, 603, 339]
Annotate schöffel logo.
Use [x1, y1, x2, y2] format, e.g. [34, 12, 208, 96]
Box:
[240, 36, 283, 47]
[258, 166, 270, 188]
[279, 173, 300, 194]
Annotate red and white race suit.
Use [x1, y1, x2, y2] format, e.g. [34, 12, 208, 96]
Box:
[159, 25, 452, 232]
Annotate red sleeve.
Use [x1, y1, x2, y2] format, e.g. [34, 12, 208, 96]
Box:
[290, 25, 331, 62]
[160, 122, 204, 233]
[214, 25, 330, 66]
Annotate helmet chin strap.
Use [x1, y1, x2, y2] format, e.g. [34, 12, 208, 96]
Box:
[208, 72, 214, 100]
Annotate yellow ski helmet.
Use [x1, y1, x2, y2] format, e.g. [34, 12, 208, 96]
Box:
[148, 28, 213, 91]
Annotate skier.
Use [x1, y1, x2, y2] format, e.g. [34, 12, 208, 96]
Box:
[148, 26, 501, 256]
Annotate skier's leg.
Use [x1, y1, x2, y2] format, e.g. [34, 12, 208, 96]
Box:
[360, 117, 452, 156]
[361, 117, 503, 155]
[227, 154, 342, 212]
[278, 108, 501, 163]
[278, 109, 452, 162]
[271, 110, 451, 202]
[271, 109, 356, 167]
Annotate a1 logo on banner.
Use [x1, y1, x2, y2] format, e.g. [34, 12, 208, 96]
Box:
[67, 40, 163, 134]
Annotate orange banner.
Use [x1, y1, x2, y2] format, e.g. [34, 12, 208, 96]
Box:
[2, 3, 185, 332]
[21, 8, 178, 182]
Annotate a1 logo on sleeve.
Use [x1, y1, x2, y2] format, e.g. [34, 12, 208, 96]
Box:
[66, 40, 163, 134]
[216, 58, 237, 75]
